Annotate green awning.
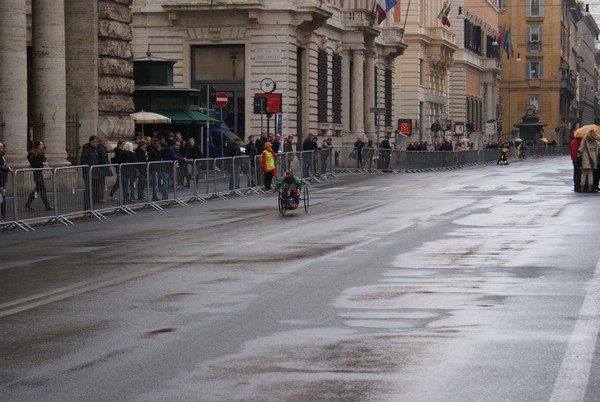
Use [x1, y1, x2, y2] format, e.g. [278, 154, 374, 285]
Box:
[185, 110, 220, 122]
[156, 110, 219, 123]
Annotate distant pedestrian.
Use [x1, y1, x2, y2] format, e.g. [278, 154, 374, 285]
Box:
[134, 139, 149, 199]
[80, 135, 101, 210]
[578, 130, 600, 192]
[378, 135, 392, 171]
[261, 141, 277, 190]
[255, 130, 268, 155]
[353, 136, 365, 169]
[24, 140, 53, 211]
[161, 140, 189, 199]
[227, 137, 243, 190]
[497, 145, 509, 165]
[320, 137, 333, 175]
[0, 143, 13, 219]
[245, 135, 258, 187]
[301, 133, 316, 177]
[120, 142, 137, 202]
[108, 140, 125, 199]
[570, 136, 583, 192]
[182, 137, 203, 187]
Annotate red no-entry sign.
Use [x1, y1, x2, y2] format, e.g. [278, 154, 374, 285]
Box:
[216, 92, 228, 107]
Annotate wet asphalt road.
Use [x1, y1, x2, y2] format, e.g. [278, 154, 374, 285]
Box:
[2, 156, 600, 401]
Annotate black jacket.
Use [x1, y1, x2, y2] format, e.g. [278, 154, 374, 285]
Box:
[80, 143, 99, 166]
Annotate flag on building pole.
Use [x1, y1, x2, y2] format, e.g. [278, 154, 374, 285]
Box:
[503, 25, 514, 59]
[497, 24, 506, 47]
[376, 0, 398, 25]
[437, 2, 452, 27]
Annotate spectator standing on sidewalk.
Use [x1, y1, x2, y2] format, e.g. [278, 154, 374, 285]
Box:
[570, 135, 583, 192]
[578, 130, 600, 192]
[120, 142, 137, 202]
[161, 140, 189, 199]
[245, 135, 258, 187]
[80, 135, 101, 210]
[97, 137, 110, 203]
[353, 136, 365, 169]
[24, 140, 53, 211]
[108, 140, 125, 199]
[182, 137, 202, 187]
[320, 137, 333, 175]
[134, 139, 148, 199]
[301, 133, 315, 177]
[255, 130, 268, 155]
[0, 143, 13, 219]
[227, 137, 243, 190]
[261, 141, 277, 191]
[147, 138, 163, 201]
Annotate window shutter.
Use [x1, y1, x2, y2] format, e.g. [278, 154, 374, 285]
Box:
[525, 62, 531, 79]
[526, 0, 532, 17]
[539, 63, 544, 79]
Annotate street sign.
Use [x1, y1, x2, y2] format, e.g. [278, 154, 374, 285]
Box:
[397, 119, 412, 136]
[253, 97, 267, 114]
[216, 92, 228, 107]
[254, 93, 282, 113]
[200, 85, 216, 106]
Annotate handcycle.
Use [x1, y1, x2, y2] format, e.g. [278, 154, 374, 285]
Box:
[277, 185, 309, 216]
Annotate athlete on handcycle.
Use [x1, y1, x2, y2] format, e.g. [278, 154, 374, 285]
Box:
[274, 170, 302, 208]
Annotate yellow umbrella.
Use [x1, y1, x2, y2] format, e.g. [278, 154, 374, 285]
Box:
[574, 124, 600, 139]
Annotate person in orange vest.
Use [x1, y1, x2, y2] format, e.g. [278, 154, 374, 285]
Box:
[261, 141, 277, 191]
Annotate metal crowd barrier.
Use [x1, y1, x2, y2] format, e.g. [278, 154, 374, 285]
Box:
[0, 145, 569, 232]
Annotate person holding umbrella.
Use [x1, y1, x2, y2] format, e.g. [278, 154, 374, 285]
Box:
[577, 129, 600, 192]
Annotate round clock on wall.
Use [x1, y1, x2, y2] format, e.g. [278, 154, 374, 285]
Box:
[260, 77, 276, 93]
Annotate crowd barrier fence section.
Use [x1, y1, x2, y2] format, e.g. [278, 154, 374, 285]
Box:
[1, 146, 569, 231]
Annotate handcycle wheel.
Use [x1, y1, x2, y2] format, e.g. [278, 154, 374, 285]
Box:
[278, 191, 286, 216]
[303, 185, 309, 213]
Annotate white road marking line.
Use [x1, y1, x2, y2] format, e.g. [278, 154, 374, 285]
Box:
[550, 258, 600, 402]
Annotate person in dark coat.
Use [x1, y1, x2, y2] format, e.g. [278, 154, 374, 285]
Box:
[182, 137, 203, 187]
[147, 138, 163, 201]
[570, 136, 583, 192]
[108, 140, 125, 199]
[255, 130, 268, 155]
[134, 139, 149, 199]
[378, 135, 392, 171]
[97, 138, 111, 203]
[161, 140, 188, 200]
[320, 137, 333, 175]
[353, 136, 365, 169]
[0, 143, 13, 219]
[24, 140, 53, 211]
[120, 142, 138, 202]
[301, 133, 316, 178]
[227, 137, 243, 190]
[245, 135, 258, 187]
[80, 135, 100, 210]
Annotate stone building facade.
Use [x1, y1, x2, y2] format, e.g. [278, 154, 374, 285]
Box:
[131, 0, 406, 148]
[498, 0, 581, 144]
[391, 0, 500, 148]
[0, 0, 135, 166]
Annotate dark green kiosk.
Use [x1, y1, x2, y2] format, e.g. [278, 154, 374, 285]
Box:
[513, 105, 547, 143]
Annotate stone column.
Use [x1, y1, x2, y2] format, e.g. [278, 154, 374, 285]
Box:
[351, 50, 365, 137]
[0, 0, 28, 163]
[341, 49, 351, 136]
[32, 0, 69, 165]
[364, 50, 376, 139]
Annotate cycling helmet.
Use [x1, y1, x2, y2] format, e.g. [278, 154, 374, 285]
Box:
[285, 170, 295, 180]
